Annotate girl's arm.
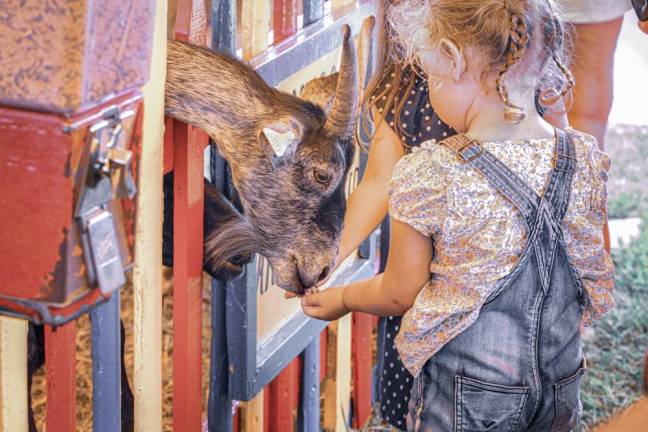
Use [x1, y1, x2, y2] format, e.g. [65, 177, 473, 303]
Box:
[336, 112, 406, 263]
[301, 218, 433, 320]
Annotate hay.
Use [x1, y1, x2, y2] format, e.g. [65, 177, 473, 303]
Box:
[31, 269, 214, 432]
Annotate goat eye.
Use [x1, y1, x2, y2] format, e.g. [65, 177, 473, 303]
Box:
[312, 169, 331, 186]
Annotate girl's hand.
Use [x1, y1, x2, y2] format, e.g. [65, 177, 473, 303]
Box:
[300, 287, 349, 321]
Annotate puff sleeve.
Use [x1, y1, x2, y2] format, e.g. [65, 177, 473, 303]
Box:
[562, 131, 616, 325]
[387, 144, 453, 237]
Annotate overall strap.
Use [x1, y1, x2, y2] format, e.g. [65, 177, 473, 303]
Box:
[541, 129, 577, 223]
[441, 134, 541, 229]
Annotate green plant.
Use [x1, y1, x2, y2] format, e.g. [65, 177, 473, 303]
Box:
[578, 220, 648, 430]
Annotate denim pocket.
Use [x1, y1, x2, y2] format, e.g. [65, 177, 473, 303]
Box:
[455, 376, 529, 432]
[551, 362, 586, 432]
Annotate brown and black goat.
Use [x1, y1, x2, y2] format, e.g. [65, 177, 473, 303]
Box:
[164, 22, 374, 292]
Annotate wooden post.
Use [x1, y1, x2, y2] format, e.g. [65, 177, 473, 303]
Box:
[0, 316, 28, 432]
[172, 0, 208, 430]
[351, 312, 373, 428]
[273, 0, 299, 43]
[241, 0, 271, 59]
[299, 338, 321, 432]
[133, 0, 167, 429]
[241, 391, 264, 432]
[268, 358, 299, 431]
[322, 313, 352, 432]
[172, 119, 206, 431]
[45, 322, 77, 432]
[303, 0, 324, 26]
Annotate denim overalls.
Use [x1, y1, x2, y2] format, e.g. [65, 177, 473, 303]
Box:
[407, 129, 587, 432]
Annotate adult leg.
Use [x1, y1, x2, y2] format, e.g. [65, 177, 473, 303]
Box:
[568, 17, 624, 149]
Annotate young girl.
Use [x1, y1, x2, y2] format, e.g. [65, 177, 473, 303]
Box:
[300, 0, 615, 430]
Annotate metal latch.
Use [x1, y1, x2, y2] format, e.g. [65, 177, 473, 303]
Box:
[75, 107, 137, 295]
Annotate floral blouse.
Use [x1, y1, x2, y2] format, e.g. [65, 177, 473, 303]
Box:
[389, 129, 616, 377]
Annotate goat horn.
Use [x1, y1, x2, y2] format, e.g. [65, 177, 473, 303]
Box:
[358, 16, 375, 99]
[325, 24, 359, 138]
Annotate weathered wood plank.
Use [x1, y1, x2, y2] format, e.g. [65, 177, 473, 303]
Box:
[0, 316, 28, 432]
[133, 1, 166, 431]
[45, 322, 77, 432]
[241, 0, 271, 59]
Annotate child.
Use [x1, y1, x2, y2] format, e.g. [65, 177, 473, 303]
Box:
[300, 0, 615, 430]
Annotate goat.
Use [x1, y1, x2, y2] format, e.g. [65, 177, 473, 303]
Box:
[164, 22, 372, 292]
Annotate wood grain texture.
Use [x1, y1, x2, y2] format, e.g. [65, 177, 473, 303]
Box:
[273, 0, 298, 43]
[241, 0, 271, 59]
[351, 312, 373, 428]
[241, 392, 264, 432]
[0, 317, 28, 432]
[45, 322, 77, 432]
[133, 0, 167, 429]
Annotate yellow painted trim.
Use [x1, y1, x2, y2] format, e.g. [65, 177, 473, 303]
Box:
[335, 313, 352, 432]
[241, 0, 271, 59]
[240, 391, 264, 431]
[0, 316, 28, 432]
[133, 0, 167, 430]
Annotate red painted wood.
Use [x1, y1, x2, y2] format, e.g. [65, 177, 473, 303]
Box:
[273, 0, 298, 43]
[172, 120, 207, 432]
[268, 359, 299, 431]
[45, 322, 77, 432]
[233, 406, 240, 432]
[351, 312, 373, 428]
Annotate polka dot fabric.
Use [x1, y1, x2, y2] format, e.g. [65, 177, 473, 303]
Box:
[372, 66, 455, 430]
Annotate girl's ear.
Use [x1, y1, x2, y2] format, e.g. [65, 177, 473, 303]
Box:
[439, 38, 466, 82]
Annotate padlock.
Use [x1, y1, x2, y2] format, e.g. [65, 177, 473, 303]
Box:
[74, 107, 137, 296]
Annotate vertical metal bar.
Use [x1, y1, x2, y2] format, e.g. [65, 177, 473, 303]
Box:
[299, 338, 320, 432]
[273, 0, 299, 43]
[212, 0, 237, 54]
[0, 316, 28, 431]
[173, 121, 206, 432]
[208, 279, 233, 432]
[45, 321, 77, 432]
[303, 0, 324, 26]
[90, 291, 121, 432]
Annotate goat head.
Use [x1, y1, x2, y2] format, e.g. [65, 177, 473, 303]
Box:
[165, 20, 374, 293]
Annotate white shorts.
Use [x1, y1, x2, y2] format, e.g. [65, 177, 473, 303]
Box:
[558, 0, 632, 23]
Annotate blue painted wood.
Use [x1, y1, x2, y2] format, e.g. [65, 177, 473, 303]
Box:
[298, 338, 320, 432]
[303, 0, 324, 26]
[90, 291, 121, 432]
[228, 244, 376, 401]
[251, 1, 379, 86]
[212, 0, 237, 54]
[208, 279, 234, 432]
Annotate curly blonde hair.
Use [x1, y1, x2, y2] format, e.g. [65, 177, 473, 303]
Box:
[365, 0, 574, 128]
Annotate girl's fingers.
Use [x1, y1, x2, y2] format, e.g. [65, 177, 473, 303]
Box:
[301, 293, 320, 307]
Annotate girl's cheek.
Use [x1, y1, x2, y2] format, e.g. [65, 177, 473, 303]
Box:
[428, 88, 466, 132]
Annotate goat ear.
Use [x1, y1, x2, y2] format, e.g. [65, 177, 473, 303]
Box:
[260, 121, 302, 164]
[300, 73, 339, 114]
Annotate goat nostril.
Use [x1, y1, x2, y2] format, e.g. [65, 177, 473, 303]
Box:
[318, 266, 330, 283]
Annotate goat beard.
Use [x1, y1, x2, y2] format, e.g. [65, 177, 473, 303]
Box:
[203, 217, 259, 271]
